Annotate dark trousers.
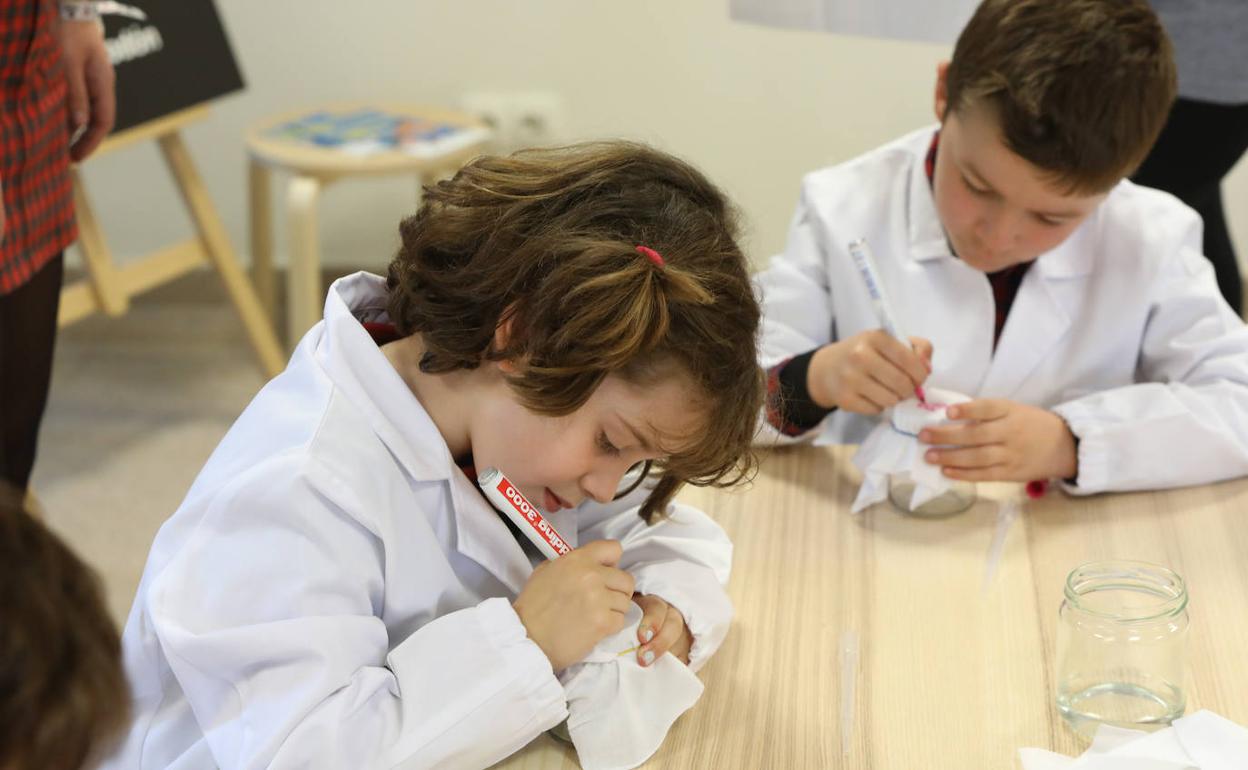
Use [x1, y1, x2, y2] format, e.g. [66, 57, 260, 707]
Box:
[1133, 98, 1248, 315]
[0, 253, 63, 492]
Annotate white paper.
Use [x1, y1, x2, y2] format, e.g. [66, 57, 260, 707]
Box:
[728, 0, 978, 44]
[850, 389, 971, 514]
[559, 604, 705, 770]
[1019, 710, 1248, 770]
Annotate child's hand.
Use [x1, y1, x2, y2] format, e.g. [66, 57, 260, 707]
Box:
[809, 331, 933, 414]
[633, 593, 693, 667]
[513, 540, 635, 672]
[918, 399, 1078, 482]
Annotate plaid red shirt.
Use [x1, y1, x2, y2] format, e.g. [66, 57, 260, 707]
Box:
[0, 0, 76, 295]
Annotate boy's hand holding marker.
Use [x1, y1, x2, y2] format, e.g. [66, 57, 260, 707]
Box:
[807, 330, 933, 415]
[818, 238, 935, 415]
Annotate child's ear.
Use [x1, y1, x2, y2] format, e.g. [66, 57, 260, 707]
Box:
[492, 309, 521, 374]
[934, 61, 950, 123]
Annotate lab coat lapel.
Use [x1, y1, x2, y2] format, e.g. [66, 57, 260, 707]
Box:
[906, 130, 954, 263]
[318, 272, 534, 595]
[446, 471, 533, 596]
[977, 232, 1092, 398]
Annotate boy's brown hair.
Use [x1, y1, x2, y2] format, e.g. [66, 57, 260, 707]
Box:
[387, 141, 763, 521]
[946, 0, 1176, 193]
[0, 489, 129, 770]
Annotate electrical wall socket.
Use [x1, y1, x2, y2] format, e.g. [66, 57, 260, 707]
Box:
[460, 91, 566, 152]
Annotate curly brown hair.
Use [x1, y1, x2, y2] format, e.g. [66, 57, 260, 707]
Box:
[386, 141, 763, 521]
[0, 488, 129, 770]
[946, 0, 1176, 193]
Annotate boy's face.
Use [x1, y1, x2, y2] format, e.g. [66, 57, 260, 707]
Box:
[469, 369, 702, 514]
[931, 63, 1107, 273]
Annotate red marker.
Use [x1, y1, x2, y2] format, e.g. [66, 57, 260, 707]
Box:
[477, 467, 572, 560]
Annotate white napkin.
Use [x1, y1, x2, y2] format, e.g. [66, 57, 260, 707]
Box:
[850, 388, 972, 514]
[1019, 710, 1248, 769]
[558, 603, 705, 770]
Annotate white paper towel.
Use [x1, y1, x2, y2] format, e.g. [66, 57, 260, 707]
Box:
[850, 388, 972, 514]
[558, 604, 705, 770]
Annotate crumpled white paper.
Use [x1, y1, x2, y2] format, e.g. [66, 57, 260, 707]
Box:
[1019, 710, 1248, 770]
[850, 388, 972, 514]
[558, 603, 705, 770]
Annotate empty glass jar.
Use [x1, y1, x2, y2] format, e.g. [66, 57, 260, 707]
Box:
[1055, 560, 1189, 739]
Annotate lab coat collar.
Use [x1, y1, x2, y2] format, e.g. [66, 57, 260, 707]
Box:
[906, 126, 956, 263]
[315, 272, 450, 484]
[314, 272, 533, 594]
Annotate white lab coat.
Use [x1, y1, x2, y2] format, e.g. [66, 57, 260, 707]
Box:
[100, 272, 734, 770]
[755, 126, 1248, 493]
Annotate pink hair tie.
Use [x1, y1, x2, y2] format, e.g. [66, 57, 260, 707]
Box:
[635, 245, 665, 268]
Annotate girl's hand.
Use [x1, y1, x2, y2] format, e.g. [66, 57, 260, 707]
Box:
[919, 398, 1078, 482]
[513, 540, 635, 672]
[633, 593, 692, 667]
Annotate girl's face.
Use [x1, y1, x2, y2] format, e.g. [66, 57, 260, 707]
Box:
[468, 371, 703, 513]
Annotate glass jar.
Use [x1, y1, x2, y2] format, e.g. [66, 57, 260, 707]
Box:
[1056, 561, 1189, 739]
[886, 472, 976, 516]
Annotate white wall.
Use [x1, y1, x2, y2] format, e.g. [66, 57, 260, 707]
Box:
[76, 0, 1247, 275]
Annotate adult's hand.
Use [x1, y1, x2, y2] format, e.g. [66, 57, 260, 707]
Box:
[56, 19, 116, 162]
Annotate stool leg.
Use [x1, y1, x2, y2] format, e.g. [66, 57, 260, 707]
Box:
[159, 133, 285, 378]
[249, 158, 277, 329]
[286, 175, 323, 344]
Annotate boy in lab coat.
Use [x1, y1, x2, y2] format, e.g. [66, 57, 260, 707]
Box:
[756, 0, 1248, 493]
[101, 143, 763, 769]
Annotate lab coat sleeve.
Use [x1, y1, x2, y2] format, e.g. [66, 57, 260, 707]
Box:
[577, 492, 733, 673]
[146, 455, 566, 770]
[1052, 228, 1248, 494]
[753, 182, 840, 447]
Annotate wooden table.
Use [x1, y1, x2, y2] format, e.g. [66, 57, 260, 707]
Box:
[493, 445, 1248, 768]
[246, 104, 490, 345]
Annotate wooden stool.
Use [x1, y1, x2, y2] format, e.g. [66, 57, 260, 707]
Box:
[245, 104, 490, 345]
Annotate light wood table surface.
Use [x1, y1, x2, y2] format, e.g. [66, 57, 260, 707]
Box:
[492, 444, 1248, 769]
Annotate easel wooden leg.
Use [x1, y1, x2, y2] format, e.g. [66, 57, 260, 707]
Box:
[248, 158, 277, 329]
[159, 133, 285, 378]
[286, 175, 323, 344]
[71, 169, 129, 316]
